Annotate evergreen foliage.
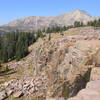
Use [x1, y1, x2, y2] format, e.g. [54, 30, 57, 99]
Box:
[87, 19, 100, 27]
[0, 32, 36, 62]
[74, 21, 84, 27]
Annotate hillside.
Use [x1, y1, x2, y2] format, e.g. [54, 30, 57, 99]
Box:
[0, 10, 97, 32]
[0, 27, 100, 100]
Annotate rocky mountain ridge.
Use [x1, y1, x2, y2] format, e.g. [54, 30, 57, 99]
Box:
[0, 10, 98, 32]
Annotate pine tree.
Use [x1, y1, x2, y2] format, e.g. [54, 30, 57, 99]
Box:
[48, 33, 51, 41]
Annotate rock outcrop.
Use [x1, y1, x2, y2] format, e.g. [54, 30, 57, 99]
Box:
[68, 68, 100, 100]
[67, 44, 100, 100]
[90, 67, 100, 81]
[0, 91, 7, 100]
[1, 27, 100, 100]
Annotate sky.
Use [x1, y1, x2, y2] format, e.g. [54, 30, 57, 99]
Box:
[0, 0, 100, 25]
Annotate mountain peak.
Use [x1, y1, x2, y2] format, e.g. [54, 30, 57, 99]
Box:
[73, 9, 86, 12]
[70, 9, 91, 16]
[1, 10, 95, 32]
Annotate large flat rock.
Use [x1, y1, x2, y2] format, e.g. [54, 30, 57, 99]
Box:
[68, 80, 100, 100]
[90, 68, 100, 81]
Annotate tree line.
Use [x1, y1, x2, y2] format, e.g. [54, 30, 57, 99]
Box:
[87, 19, 100, 27]
[74, 18, 100, 28]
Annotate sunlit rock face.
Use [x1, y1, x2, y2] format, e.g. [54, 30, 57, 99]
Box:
[68, 65, 100, 100]
[68, 80, 100, 100]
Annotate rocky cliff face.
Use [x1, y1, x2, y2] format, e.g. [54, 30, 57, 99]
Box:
[68, 67, 100, 100]
[0, 27, 100, 100]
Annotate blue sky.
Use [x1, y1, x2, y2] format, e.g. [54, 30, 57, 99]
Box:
[0, 0, 100, 25]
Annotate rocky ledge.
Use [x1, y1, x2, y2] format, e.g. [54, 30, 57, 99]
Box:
[68, 67, 100, 100]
